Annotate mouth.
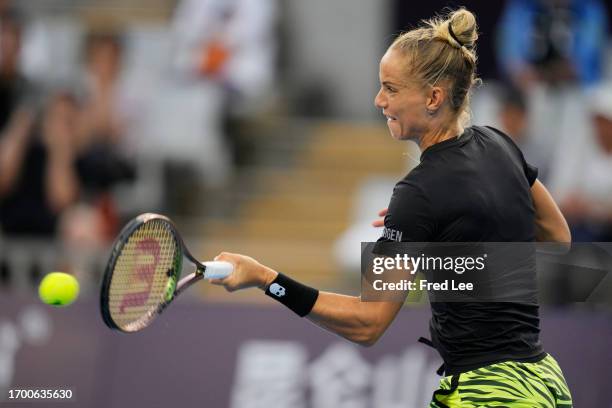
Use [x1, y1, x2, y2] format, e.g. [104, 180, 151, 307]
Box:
[383, 111, 397, 122]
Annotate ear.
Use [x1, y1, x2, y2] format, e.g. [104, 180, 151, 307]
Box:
[426, 86, 446, 112]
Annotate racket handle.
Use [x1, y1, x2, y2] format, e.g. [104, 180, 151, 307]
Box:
[202, 261, 233, 279]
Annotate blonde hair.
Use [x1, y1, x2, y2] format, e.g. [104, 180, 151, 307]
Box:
[390, 8, 480, 124]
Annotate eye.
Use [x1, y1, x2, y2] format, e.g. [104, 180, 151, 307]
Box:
[385, 85, 396, 93]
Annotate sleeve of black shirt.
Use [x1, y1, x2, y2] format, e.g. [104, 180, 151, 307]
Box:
[372, 180, 436, 256]
[484, 126, 539, 186]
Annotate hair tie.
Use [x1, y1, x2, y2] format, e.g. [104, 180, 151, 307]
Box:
[448, 22, 466, 49]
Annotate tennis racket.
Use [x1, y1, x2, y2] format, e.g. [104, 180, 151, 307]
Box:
[100, 213, 233, 332]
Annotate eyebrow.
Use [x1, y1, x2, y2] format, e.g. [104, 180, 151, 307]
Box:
[382, 81, 401, 88]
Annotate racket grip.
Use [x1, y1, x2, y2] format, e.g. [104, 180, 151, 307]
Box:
[203, 261, 233, 279]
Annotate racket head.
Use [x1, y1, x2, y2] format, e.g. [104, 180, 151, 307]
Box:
[100, 213, 185, 332]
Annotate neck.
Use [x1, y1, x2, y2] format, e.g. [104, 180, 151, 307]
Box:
[419, 121, 463, 151]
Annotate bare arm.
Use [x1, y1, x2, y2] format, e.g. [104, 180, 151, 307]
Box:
[0, 110, 33, 197]
[306, 292, 404, 346]
[45, 146, 79, 212]
[43, 111, 80, 213]
[211, 252, 408, 347]
[531, 179, 571, 243]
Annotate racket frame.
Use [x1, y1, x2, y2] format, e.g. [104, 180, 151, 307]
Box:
[100, 213, 210, 332]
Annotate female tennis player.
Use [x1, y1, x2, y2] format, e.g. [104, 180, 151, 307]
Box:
[211, 8, 573, 407]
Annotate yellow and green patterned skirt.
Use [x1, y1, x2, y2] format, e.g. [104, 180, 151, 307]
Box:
[430, 354, 573, 407]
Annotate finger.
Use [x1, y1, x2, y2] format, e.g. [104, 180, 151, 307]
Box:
[378, 208, 388, 217]
[214, 252, 227, 261]
[372, 219, 384, 228]
[214, 251, 238, 263]
[208, 278, 224, 285]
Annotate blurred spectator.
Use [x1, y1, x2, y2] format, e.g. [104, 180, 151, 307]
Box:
[497, 84, 551, 182]
[558, 84, 612, 241]
[171, 0, 277, 104]
[0, 10, 32, 130]
[0, 10, 61, 238]
[497, 0, 608, 91]
[162, 0, 277, 184]
[498, 85, 529, 144]
[0, 92, 79, 237]
[496, 0, 609, 227]
[0, 21, 133, 284]
[0, 85, 124, 287]
[64, 30, 135, 242]
[78, 31, 126, 148]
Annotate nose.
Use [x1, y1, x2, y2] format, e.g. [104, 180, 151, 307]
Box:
[374, 88, 386, 109]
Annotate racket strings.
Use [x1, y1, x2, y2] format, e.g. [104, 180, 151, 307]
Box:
[107, 219, 180, 331]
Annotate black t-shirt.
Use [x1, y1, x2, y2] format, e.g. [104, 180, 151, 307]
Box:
[375, 125, 544, 374]
[0, 73, 32, 131]
[0, 75, 58, 236]
[0, 139, 58, 236]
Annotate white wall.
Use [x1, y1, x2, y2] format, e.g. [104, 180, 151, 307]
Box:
[285, 0, 391, 119]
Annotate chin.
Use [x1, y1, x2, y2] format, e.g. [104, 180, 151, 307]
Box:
[387, 122, 413, 141]
[386, 124, 402, 140]
[388, 128, 409, 141]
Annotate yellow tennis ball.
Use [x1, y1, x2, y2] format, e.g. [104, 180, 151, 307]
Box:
[38, 272, 80, 307]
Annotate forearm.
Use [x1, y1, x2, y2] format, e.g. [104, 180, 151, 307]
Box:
[306, 292, 384, 346]
[212, 252, 403, 347]
[46, 151, 79, 212]
[531, 180, 571, 243]
[0, 137, 25, 196]
[534, 216, 570, 242]
[261, 269, 390, 346]
[0, 111, 32, 196]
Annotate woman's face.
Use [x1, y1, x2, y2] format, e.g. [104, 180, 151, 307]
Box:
[374, 49, 430, 141]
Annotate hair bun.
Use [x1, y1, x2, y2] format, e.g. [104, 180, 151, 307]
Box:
[445, 8, 478, 49]
[427, 8, 478, 51]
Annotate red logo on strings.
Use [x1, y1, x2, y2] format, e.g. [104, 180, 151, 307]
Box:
[119, 238, 161, 313]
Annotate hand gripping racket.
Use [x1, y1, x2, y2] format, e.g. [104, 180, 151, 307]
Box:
[100, 213, 233, 332]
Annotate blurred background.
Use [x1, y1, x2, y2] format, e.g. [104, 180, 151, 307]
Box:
[0, 0, 611, 407]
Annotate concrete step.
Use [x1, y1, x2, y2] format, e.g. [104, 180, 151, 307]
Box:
[193, 237, 339, 282]
[241, 192, 353, 222]
[240, 167, 376, 194]
[296, 124, 410, 172]
[201, 217, 347, 240]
